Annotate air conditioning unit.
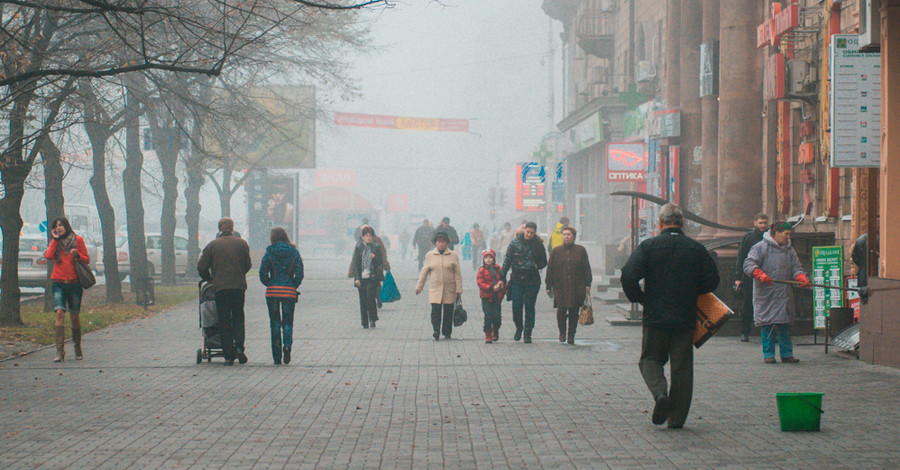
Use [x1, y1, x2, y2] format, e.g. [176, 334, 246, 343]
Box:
[637, 61, 657, 82]
[788, 59, 814, 95]
[859, 0, 881, 51]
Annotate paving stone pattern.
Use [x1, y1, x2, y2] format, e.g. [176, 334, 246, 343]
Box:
[1, 258, 899, 469]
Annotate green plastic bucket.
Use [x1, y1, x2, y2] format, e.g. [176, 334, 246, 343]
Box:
[775, 393, 824, 432]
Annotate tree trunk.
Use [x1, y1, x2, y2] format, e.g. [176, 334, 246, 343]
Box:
[40, 136, 65, 312]
[185, 122, 205, 276]
[148, 113, 183, 286]
[123, 78, 151, 305]
[0, 94, 36, 326]
[219, 168, 233, 218]
[84, 111, 124, 303]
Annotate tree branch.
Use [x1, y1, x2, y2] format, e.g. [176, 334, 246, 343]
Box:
[0, 61, 223, 88]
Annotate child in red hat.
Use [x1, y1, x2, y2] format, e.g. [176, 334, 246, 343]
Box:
[476, 249, 506, 343]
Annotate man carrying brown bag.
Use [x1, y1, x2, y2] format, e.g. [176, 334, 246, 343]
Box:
[621, 204, 720, 429]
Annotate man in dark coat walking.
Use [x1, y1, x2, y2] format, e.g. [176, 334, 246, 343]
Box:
[621, 204, 720, 428]
[437, 217, 460, 250]
[500, 222, 548, 343]
[413, 219, 435, 270]
[198, 217, 253, 366]
[734, 213, 769, 342]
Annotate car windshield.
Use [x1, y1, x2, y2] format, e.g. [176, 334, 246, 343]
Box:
[116, 236, 128, 248]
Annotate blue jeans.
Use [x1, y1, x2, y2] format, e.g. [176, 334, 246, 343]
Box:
[52, 281, 83, 314]
[760, 323, 793, 359]
[510, 282, 540, 333]
[266, 298, 295, 361]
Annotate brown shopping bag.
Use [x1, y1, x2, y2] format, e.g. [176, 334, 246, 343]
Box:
[579, 296, 595, 325]
[693, 292, 734, 348]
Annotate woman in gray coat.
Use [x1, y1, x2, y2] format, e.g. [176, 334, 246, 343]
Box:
[743, 221, 809, 364]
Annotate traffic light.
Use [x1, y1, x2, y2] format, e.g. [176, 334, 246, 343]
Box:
[498, 188, 507, 207]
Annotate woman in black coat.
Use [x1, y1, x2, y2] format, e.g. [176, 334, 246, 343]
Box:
[351, 225, 384, 328]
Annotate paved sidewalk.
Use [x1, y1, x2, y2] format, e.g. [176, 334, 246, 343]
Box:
[1, 258, 899, 469]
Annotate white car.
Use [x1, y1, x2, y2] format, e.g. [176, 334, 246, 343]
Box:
[12, 227, 103, 289]
[116, 233, 190, 279]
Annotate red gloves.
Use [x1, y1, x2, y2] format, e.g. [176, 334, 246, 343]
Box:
[796, 273, 810, 288]
[752, 268, 772, 286]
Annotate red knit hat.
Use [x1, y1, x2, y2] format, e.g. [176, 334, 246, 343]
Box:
[482, 249, 496, 260]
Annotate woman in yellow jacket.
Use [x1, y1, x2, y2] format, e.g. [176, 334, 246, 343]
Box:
[416, 231, 463, 340]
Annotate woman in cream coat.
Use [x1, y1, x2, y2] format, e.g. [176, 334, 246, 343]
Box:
[416, 231, 463, 340]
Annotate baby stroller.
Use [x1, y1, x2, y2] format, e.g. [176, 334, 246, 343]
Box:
[196, 281, 225, 363]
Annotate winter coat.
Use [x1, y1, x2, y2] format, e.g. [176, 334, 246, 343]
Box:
[348, 235, 390, 279]
[417, 248, 462, 304]
[44, 235, 89, 282]
[351, 240, 385, 283]
[499, 233, 548, 286]
[743, 231, 805, 326]
[198, 232, 252, 292]
[476, 264, 506, 302]
[259, 241, 304, 301]
[413, 224, 434, 250]
[545, 243, 592, 308]
[621, 227, 720, 330]
[734, 228, 765, 281]
[547, 223, 565, 252]
[470, 228, 485, 248]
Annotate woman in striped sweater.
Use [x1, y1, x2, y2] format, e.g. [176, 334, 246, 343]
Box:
[259, 228, 304, 365]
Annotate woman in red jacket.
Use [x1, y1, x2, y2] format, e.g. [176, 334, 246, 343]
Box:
[476, 249, 506, 344]
[43, 217, 89, 362]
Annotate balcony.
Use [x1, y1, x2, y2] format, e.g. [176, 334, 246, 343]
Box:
[541, 0, 579, 23]
[577, 10, 615, 58]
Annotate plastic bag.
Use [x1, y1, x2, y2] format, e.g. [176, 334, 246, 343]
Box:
[379, 271, 401, 303]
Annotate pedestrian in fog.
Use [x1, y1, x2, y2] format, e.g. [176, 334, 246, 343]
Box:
[461, 230, 472, 261]
[198, 217, 253, 366]
[498, 222, 514, 260]
[545, 226, 592, 345]
[470, 223, 485, 269]
[500, 222, 547, 343]
[476, 249, 506, 343]
[413, 219, 435, 270]
[351, 226, 384, 329]
[259, 228, 304, 365]
[416, 231, 463, 340]
[547, 216, 569, 253]
[734, 213, 769, 342]
[743, 221, 808, 364]
[437, 217, 460, 250]
[44, 217, 90, 362]
[621, 204, 719, 428]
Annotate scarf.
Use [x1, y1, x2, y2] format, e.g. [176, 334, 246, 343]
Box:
[361, 242, 375, 279]
[55, 232, 77, 263]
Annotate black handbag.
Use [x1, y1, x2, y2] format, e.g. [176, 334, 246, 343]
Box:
[75, 259, 96, 290]
[452, 294, 467, 327]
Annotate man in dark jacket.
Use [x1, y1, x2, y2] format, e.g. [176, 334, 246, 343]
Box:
[437, 217, 460, 250]
[621, 204, 719, 428]
[500, 221, 548, 343]
[733, 213, 768, 342]
[413, 219, 435, 270]
[198, 217, 253, 366]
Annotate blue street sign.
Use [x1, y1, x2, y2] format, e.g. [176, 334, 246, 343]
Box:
[39, 220, 48, 233]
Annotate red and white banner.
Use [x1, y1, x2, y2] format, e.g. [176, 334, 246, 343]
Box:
[314, 170, 356, 187]
[334, 112, 469, 133]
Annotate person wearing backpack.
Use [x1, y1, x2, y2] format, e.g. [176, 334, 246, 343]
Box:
[259, 227, 304, 365]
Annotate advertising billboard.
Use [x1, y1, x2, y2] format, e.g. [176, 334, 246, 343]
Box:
[606, 142, 647, 182]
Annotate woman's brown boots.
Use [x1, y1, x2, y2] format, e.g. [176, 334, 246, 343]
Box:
[53, 325, 66, 362]
[72, 327, 83, 360]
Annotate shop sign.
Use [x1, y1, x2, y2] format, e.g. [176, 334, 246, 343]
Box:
[314, 170, 357, 187]
[647, 109, 680, 139]
[385, 194, 409, 212]
[829, 34, 881, 168]
[764, 53, 785, 101]
[606, 142, 646, 182]
[757, 3, 799, 48]
[846, 277, 860, 321]
[516, 162, 545, 212]
[812, 246, 844, 330]
[699, 40, 719, 97]
[568, 111, 604, 153]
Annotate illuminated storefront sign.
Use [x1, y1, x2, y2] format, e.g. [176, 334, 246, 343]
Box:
[606, 142, 647, 182]
[516, 162, 546, 212]
[757, 3, 799, 48]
